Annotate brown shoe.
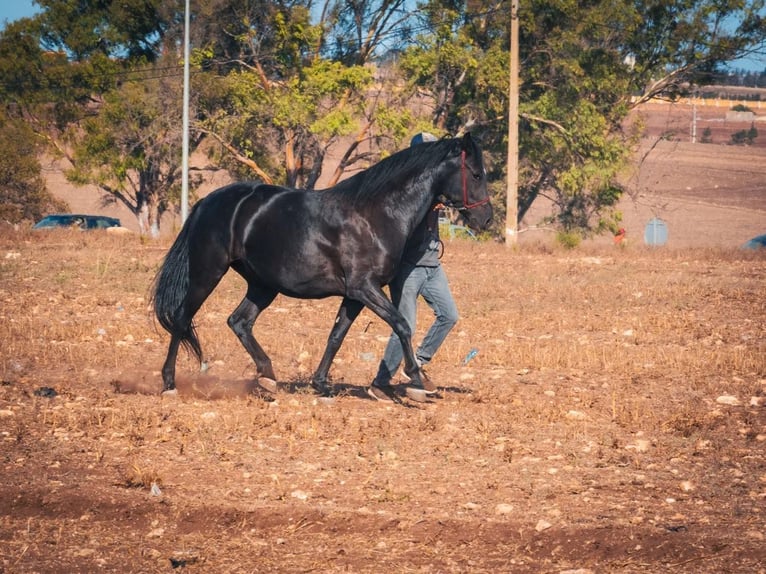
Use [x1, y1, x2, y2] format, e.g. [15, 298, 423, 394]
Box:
[367, 383, 396, 402]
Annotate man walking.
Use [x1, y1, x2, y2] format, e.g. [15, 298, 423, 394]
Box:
[368, 133, 459, 401]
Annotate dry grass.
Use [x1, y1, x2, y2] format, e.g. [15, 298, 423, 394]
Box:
[1, 228, 765, 573]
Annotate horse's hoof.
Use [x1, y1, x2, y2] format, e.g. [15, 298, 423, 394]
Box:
[311, 381, 332, 397]
[257, 377, 278, 393]
[161, 388, 178, 397]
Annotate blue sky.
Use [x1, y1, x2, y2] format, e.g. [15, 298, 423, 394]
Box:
[0, 0, 40, 25]
[0, 0, 762, 71]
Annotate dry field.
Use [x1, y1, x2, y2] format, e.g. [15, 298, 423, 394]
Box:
[1, 228, 764, 573]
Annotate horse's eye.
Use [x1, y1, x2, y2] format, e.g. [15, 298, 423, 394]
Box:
[472, 172, 482, 181]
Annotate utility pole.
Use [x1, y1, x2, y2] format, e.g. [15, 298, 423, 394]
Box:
[506, 0, 520, 246]
[691, 87, 697, 144]
[181, 0, 191, 223]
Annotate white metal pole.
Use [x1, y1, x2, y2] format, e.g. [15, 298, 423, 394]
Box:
[181, 0, 190, 223]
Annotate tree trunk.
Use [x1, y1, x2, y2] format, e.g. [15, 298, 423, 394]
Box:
[136, 191, 150, 237]
[285, 130, 298, 188]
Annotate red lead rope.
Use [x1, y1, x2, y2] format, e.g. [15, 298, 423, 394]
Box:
[460, 150, 491, 209]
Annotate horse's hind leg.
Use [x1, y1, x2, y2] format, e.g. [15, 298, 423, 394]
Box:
[161, 271, 228, 393]
[161, 334, 184, 394]
[312, 297, 364, 395]
[227, 286, 278, 388]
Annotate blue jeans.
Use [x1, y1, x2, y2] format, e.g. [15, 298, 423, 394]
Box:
[374, 264, 458, 385]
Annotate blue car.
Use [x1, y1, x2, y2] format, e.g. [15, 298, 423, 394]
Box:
[741, 233, 766, 250]
[33, 214, 121, 231]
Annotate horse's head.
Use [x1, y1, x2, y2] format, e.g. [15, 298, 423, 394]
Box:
[437, 133, 493, 232]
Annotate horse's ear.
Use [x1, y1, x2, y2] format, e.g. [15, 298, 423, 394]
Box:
[461, 132, 474, 155]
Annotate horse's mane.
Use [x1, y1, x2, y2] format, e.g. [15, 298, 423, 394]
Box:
[326, 138, 462, 200]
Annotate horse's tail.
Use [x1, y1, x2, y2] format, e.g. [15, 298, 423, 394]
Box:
[150, 206, 203, 362]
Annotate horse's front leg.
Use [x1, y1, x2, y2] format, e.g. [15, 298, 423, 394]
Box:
[311, 297, 364, 395]
[352, 287, 424, 388]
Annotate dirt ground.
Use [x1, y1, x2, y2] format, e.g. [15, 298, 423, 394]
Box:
[1, 226, 764, 573]
[1, 104, 765, 573]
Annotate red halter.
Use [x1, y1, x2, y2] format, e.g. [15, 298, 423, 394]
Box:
[460, 150, 491, 209]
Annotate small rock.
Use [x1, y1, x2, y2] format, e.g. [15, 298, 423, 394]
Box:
[565, 410, 587, 421]
[716, 395, 740, 406]
[626, 439, 651, 453]
[535, 519, 552, 532]
[749, 396, 764, 407]
[679, 481, 695, 492]
[746, 530, 764, 541]
[495, 503, 514, 515]
[380, 450, 398, 461]
[73, 548, 96, 557]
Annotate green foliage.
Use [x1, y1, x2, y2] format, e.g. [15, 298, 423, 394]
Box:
[730, 124, 758, 145]
[290, 60, 372, 138]
[0, 112, 66, 223]
[405, 0, 766, 237]
[65, 68, 195, 236]
[555, 230, 582, 249]
[0, 7, 170, 234]
[35, 0, 167, 61]
[2, 0, 765, 237]
[731, 104, 753, 113]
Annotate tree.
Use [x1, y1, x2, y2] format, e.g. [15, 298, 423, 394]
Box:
[0, 111, 67, 223]
[0, 2, 183, 235]
[66, 69, 202, 237]
[192, 0, 424, 190]
[0, 17, 109, 224]
[402, 0, 766, 236]
[34, 0, 168, 61]
[5, 0, 764, 237]
[731, 123, 758, 145]
[321, 0, 413, 65]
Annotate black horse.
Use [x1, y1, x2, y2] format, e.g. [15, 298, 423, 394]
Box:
[151, 133, 492, 396]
